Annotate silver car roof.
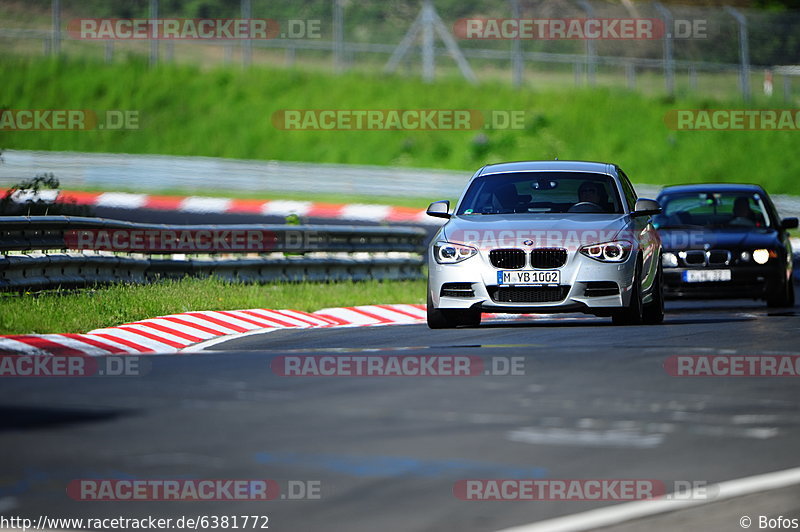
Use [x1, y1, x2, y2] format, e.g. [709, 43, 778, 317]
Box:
[477, 160, 616, 176]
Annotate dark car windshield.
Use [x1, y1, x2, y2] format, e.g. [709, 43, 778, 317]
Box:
[653, 191, 771, 229]
[456, 172, 623, 215]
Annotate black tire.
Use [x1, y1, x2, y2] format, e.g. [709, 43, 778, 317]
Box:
[427, 294, 482, 329]
[612, 261, 643, 326]
[767, 276, 795, 308]
[642, 262, 665, 325]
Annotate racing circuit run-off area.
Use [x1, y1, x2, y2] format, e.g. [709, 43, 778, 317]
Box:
[2, 0, 800, 531]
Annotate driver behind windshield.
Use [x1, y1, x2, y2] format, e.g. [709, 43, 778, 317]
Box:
[729, 196, 757, 227]
[576, 181, 610, 211]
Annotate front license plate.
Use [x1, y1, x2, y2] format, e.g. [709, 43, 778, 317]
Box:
[683, 269, 732, 282]
[498, 270, 561, 285]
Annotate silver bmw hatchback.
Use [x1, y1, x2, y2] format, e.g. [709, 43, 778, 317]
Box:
[426, 161, 664, 328]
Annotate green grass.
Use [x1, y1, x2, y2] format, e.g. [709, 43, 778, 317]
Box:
[2, 56, 799, 195]
[0, 277, 427, 335]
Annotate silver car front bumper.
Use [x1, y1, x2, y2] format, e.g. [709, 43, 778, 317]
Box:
[428, 247, 638, 314]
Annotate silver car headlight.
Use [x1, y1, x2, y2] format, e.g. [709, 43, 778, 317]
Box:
[433, 242, 478, 264]
[580, 240, 633, 263]
[662, 252, 678, 268]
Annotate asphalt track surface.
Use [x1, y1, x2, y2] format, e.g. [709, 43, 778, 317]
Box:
[1, 297, 799, 532]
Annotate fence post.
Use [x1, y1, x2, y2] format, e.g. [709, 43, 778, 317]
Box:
[421, 0, 435, 82]
[626, 62, 636, 89]
[725, 6, 751, 102]
[653, 2, 675, 96]
[333, 0, 345, 73]
[149, 0, 159, 66]
[510, 0, 523, 88]
[105, 41, 114, 63]
[241, 0, 252, 67]
[576, 0, 596, 86]
[51, 0, 61, 56]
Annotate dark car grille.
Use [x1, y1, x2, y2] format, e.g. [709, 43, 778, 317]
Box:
[707, 250, 731, 266]
[440, 282, 475, 298]
[529, 248, 568, 269]
[489, 249, 526, 269]
[489, 285, 569, 303]
[680, 249, 732, 266]
[682, 250, 706, 265]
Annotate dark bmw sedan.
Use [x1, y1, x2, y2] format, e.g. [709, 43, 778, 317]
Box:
[653, 184, 797, 307]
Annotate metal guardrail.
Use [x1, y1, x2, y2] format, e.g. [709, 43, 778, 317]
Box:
[0, 216, 427, 290]
[2, 151, 799, 221]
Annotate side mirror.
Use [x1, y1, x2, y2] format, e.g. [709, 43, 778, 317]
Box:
[426, 200, 451, 219]
[781, 217, 799, 230]
[631, 198, 662, 218]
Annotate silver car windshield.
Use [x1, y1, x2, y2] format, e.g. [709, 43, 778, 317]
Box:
[456, 172, 623, 215]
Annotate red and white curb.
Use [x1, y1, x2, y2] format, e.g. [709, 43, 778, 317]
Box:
[0, 304, 429, 356]
[4, 189, 440, 225]
[0, 304, 549, 356]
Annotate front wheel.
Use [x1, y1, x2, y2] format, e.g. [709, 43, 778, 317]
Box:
[642, 262, 665, 324]
[767, 276, 795, 308]
[427, 294, 482, 329]
[612, 262, 643, 326]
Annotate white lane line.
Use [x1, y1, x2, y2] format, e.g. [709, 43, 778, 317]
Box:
[494, 465, 800, 532]
[95, 192, 148, 209]
[507, 427, 665, 449]
[262, 200, 312, 216]
[182, 328, 278, 352]
[179, 196, 233, 213]
[339, 204, 391, 221]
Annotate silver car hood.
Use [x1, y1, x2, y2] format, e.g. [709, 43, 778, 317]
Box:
[442, 214, 631, 249]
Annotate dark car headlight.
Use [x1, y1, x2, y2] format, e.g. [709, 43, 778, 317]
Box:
[580, 241, 632, 263]
[662, 252, 678, 268]
[752, 249, 773, 264]
[433, 242, 478, 264]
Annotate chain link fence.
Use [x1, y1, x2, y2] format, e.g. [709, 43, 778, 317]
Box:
[2, 0, 799, 101]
